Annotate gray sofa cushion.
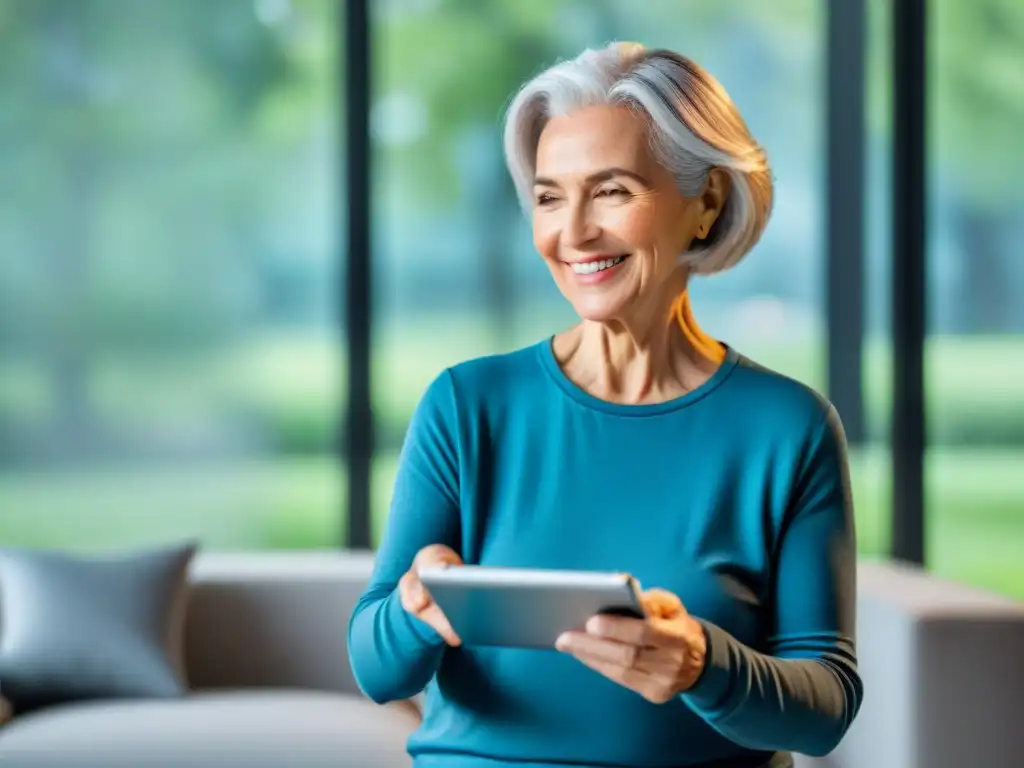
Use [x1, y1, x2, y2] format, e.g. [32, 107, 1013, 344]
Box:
[0, 690, 419, 768]
[0, 542, 196, 715]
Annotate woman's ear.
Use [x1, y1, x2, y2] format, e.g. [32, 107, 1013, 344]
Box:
[694, 168, 731, 241]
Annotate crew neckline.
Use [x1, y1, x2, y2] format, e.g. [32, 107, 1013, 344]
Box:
[537, 335, 740, 417]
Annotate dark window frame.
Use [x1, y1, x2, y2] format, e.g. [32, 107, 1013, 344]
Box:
[826, 0, 867, 449]
[891, 0, 927, 565]
[344, 0, 373, 549]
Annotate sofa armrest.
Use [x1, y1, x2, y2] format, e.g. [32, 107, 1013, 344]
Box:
[802, 559, 1024, 768]
[184, 550, 380, 698]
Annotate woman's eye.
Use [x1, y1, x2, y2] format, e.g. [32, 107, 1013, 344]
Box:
[535, 193, 557, 205]
[597, 188, 627, 198]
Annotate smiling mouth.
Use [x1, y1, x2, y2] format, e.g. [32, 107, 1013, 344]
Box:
[569, 255, 629, 275]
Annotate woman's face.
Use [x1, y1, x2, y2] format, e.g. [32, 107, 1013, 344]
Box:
[532, 105, 723, 323]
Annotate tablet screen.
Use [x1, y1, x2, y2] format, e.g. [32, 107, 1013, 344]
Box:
[419, 565, 645, 649]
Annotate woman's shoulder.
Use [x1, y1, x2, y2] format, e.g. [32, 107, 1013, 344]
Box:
[420, 339, 550, 413]
[447, 340, 546, 387]
[722, 349, 839, 436]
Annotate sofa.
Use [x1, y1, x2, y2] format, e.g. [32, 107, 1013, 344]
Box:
[0, 551, 420, 768]
[1, 551, 1022, 768]
[796, 558, 1024, 768]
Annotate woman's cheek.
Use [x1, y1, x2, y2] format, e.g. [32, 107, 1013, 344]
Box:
[532, 220, 559, 261]
[603, 202, 659, 246]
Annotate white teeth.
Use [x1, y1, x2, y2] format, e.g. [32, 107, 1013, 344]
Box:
[571, 255, 626, 275]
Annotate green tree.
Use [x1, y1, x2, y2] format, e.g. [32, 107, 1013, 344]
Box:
[931, 0, 1024, 332]
[376, 0, 583, 346]
[868, 0, 1023, 332]
[0, 0, 326, 459]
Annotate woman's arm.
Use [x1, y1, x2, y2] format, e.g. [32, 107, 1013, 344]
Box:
[680, 404, 864, 757]
[347, 370, 463, 704]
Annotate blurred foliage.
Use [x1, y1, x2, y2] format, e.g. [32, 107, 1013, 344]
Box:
[0, 0, 1019, 597]
[866, 0, 1024, 205]
[375, 0, 564, 204]
[932, 0, 1024, 204]
[1, 0, 1019, 384]
[0, 0, 337, 457]
[374, 0, 815, 206]
[0, 0, 329, 356]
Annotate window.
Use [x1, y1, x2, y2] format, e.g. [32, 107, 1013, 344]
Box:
[7, 1, 1015, 585]
[924, 0, 1024, 597]
[860, 0, 895, 561]
[0, 0, 344, 551]
[369, 0, 881, 546]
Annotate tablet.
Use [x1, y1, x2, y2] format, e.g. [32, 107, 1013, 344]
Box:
[418, 564, 646, 649]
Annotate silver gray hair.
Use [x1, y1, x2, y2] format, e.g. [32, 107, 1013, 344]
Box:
[503, 42, 773, 275]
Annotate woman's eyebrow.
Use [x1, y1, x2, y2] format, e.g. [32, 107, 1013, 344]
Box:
[533, 168, 652, 187]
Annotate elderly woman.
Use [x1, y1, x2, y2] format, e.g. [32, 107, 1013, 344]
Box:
[348, 42, 862, 768]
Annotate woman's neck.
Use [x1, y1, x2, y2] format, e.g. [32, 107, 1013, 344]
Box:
[552, 291, 725, 406]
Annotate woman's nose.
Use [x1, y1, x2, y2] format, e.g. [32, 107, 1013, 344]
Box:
[562, 201, 601, 249]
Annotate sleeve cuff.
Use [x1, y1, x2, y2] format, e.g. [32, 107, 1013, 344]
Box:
[680, 619, 736, 715]
[385, 588, 449, 648]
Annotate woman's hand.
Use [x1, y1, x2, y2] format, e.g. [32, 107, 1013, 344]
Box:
[398, 544, 464, 647]
[555, 588, 708, 704]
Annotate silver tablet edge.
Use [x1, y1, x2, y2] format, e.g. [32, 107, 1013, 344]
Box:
[419, 565, 635, 591]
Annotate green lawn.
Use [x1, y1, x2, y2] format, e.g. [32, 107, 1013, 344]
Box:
[0, 445, 1021, 598]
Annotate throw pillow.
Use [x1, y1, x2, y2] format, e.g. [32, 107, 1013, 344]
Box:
[0, 541, 198, 716]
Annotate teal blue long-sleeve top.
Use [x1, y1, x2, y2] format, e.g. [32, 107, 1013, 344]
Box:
[348, 339, 863, 768]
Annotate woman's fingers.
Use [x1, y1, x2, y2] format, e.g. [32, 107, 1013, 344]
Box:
[415, 544, 463, 569]
[399, 566, 462, 646]
[399, 571, 430, 613]
[641, 588, 685, 619]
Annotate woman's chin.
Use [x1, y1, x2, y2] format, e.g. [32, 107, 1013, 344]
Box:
[571, 297, 631, 323]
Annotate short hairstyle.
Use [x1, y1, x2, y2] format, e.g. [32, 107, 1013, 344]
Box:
[502, 42, 773, 275]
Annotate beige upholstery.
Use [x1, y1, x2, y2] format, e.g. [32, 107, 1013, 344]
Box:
[183, 550, 379, 695]
[0, 690, 418, 768]
[796, 560, 1024, 768]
